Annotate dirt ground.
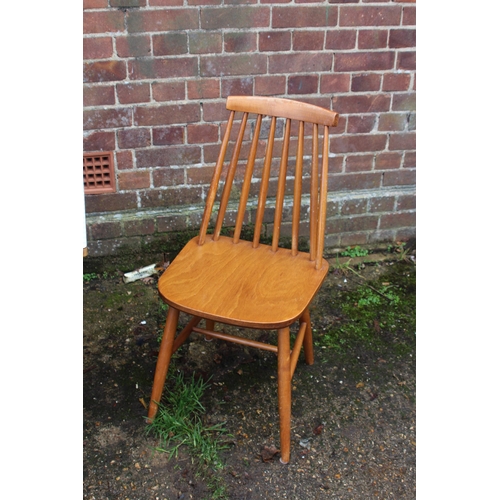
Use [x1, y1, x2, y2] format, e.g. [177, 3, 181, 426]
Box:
[83, 251, 416, 499]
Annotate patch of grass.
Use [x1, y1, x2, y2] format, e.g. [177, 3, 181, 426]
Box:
[340, 245, 369, 258]
[146, 372, 231, 499]
[317, 262, 416, 357]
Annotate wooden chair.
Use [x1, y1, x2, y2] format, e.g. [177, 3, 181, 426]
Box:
[148, 96, 339, 464]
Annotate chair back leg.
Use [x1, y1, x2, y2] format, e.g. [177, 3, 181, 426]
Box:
[147, 306, 180, 422]
[277, 327, 292, 464]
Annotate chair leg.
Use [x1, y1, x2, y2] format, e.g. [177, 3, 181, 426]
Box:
[300, 308, 314, 365]
[204, 319, 215, 341]
[277, 327, 291, 464]
[147, 306, 180, 423]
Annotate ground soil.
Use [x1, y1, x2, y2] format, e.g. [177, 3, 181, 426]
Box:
[83, 253, 416, 499]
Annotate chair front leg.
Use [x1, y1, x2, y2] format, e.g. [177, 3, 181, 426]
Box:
[300, 308, 314, 365]
[277, 327, 291, 464]
[147, 306, 180, 422]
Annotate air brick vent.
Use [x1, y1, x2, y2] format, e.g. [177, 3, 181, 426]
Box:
[83, 152, 116, 194]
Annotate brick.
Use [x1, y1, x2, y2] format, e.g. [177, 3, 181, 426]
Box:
[83, 0, 107, 8]
[136, 146, 201, 167]
[189, 32, 223, 54]
[187, 79, 220, 99]
[116, 150, 134, 170]
[375, 152, 402, 170]
[389, 29, 416, 48]
[128, 57, 198, 80]
[379, 211, 416, 230]
[118, 170, 151, 190]
[403, 151, 416, 168]
[273, 6, 338, 28]
[259, 31, 291, 52]
[358, 29, 388, 49]
[128, 9, 198, 33]
[83, 37, 113, 60]
[320, 74, 350, 93]
[123, 219, 155, 237]
[335, 52, 394, 72]
[397, 194, 416, 211]
[152, 127, 184, 146]
[222, 77, 254, 97]
[116, 35, 151, 57]
[83, 61, 127, 83]
[347, 115, 376, 134]
[255, 75, 287, 95]
[403, 6, 416, 26]
[388, 132, 416, 151]
[351, 73, 381, 92]
[333, 94, 390, 114]
[116, 82, 150, 104]
[152, 0, 184, 5]
[153, 33, 188, 56]
[83, 85, 115, 106]
[383, 169, 416, 187]
[397, 51, 416, 70]
[325, 29, 356, 50]
[152, 167, 185, 187]
[269, 53, 332, 74]
[369, 196, 396, 213]
[152, 81, 185, 102]
[186, 166, 215, 185]
[135, 103, 200, 126]
[288, 75, 319, 94]
[200, 101, 228, 122]
[345, 154, 374, 173]
[187, 124, 219, 144]
[117, 128, 151, 149]
[339, 6, 402, 27]
[382, 73, 411, 91]
[140, 187, 203, 208]
[200, 54, 267, 77]
[408, 113, 416, 131]
[90, 221, 121, 240]
[340, 198, 368, 215]
[331, 134, 387, 153]
[201, 7, 270, 29]
[392, 93, 416, 111]
[329, 172, 382, 191]
[157, 214, 188, 233]
[293, 31, 324, 51]
[328, 214, 378, 233]
[110, 0, 146, 7]
[225, 32, 258, 53]
[339, 233, 369, 247]
[85, 192, 137, 213]
[83, 11, 125, 34]
[378, 113, 407, 132]
[83, 131, 115, 151]
[84, 108, 133, 130]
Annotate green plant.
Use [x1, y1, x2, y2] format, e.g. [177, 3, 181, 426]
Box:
[146, 372, 231, 498]
[340, 245, 369, 258]
[83, 272, 98, 282]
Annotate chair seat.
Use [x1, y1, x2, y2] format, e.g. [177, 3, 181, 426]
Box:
[158, 236, 329, 329]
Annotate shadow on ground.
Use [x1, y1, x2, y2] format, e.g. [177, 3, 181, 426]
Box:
[84, 251, 416, 499]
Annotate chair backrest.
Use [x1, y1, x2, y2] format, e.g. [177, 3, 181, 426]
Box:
[198, 96, 339, 270]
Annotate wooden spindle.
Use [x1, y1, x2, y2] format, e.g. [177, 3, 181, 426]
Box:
[213, 113, 248, 241]
[253, 116, 276, 248]
[233, 114, 262, 244]
[291, 121, 304, 256]
[199, 110, 235, 245]
[272, 118, 291, 252]
[309, 123, 319, 260]
[315, 125, 329, 270]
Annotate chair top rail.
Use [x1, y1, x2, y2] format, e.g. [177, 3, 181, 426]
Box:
[226, 95, 339, 127]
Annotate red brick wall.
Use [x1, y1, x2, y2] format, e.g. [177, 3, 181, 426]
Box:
[83, 0, 416, 257]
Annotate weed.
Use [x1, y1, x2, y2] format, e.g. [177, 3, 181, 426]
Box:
[83, 272, 98, 282]
[146, 372, 231, 498]
[340, 246, 369, 258]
